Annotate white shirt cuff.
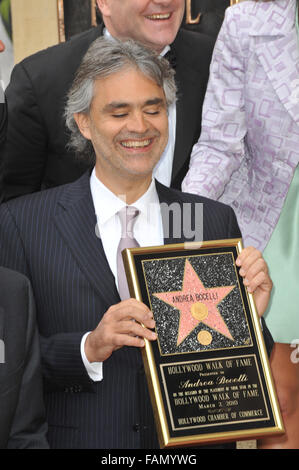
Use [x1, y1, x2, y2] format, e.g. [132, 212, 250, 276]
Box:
[80, 332, 103, 381]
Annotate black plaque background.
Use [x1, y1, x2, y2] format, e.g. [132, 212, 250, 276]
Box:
[160, 354, 269, 435]
[131, 244, 277, 443]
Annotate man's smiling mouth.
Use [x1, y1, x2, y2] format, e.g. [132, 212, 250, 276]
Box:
[145, 13, 171, 21]
[120, 139, 152, 149]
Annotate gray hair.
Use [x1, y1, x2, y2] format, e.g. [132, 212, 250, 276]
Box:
[65, 37, 177, 164]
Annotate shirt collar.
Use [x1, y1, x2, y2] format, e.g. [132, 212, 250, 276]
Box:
[90, 168, 159, 225]
[103, 27, 170, 56]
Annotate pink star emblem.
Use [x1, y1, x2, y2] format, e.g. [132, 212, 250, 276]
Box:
[153, 259, 235, 345]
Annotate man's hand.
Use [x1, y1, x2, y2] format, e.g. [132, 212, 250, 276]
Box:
[0, 40, 5, 52]
[85, 298, 157, 363]
[236, 246, 272, 317]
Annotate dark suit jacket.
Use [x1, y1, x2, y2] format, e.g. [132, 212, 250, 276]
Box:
[0, 100, 7, 201]
[0, 267, 48, 448]
[0, 173, 272, 448]
[2, 25, 214, 200]
[0, 101, 6, 148]
[182, 0, 229, 37]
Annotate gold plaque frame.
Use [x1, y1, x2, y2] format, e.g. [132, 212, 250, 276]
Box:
[123, 239, 284, 448]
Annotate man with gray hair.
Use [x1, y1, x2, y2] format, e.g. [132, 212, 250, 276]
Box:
[65, 37, 177, 167]
[2, 0, 215, 201]
[0, 37, 273, 449]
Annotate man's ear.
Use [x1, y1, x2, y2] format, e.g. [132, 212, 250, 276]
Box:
[74, 113, 92, 140]
[96, 0, 110, 16]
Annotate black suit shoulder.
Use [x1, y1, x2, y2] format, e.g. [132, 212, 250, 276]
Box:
[2, 174, 239, 227]
[0, 173, 91, 239]
[1, 180, 72, 224]
[3, 27, 103, 200]
[3, 174, 230, 213]
[172, 27, 215, 90]
[156, 179, 237, 212]
[4, 171, 87, 205]
[174, 27, 215, 65]
[156, 180, 242, 242]
[19, 25, 102, 76]
[9, 25, 102, 104]
[2, 173, 239, 233]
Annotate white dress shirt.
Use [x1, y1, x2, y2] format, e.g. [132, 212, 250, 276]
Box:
[81, 169, 164, 380]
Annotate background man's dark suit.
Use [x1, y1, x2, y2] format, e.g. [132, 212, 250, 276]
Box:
[182, 0, 229, 37]
[0, 267, 48, 448]
[0, 172, 273, 449]
[2, 24, 214, 200]
[0, 101, 6, 148]
[0, 100, 6, 197]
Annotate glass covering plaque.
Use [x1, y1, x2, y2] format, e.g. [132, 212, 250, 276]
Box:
[122, 239, 284, 448]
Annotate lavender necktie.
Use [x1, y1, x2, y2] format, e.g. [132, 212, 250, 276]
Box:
[116, 206, 140, 300]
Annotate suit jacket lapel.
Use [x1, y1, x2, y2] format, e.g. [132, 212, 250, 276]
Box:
[53, 172, 120, 308]
[156, 180, 196, 245]
[255, 32, 299, 128]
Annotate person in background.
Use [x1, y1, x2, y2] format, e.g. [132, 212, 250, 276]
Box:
[182, 0, 299, 449]
[0, 267, 49, 449]
[2, 0, 215, 200]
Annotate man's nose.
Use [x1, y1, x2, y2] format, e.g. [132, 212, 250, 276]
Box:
[126, 112, 149, 133]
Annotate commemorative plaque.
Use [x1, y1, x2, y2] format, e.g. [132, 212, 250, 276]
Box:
[122, 239, 284, 448]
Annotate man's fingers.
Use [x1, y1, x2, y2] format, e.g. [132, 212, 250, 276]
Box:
[236, 247, 270, 287]
[235, 247, 273, 318]
[107, 298, 153, 324]
[236, 246, 263, 272]
[240, 258, 267, 282]
[111, 324, 157, 349]
[116, 319, 157, 341]
[244, 271, 269, 293]
[113, 334, 146, 349]
[86, 299, 157, 362]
